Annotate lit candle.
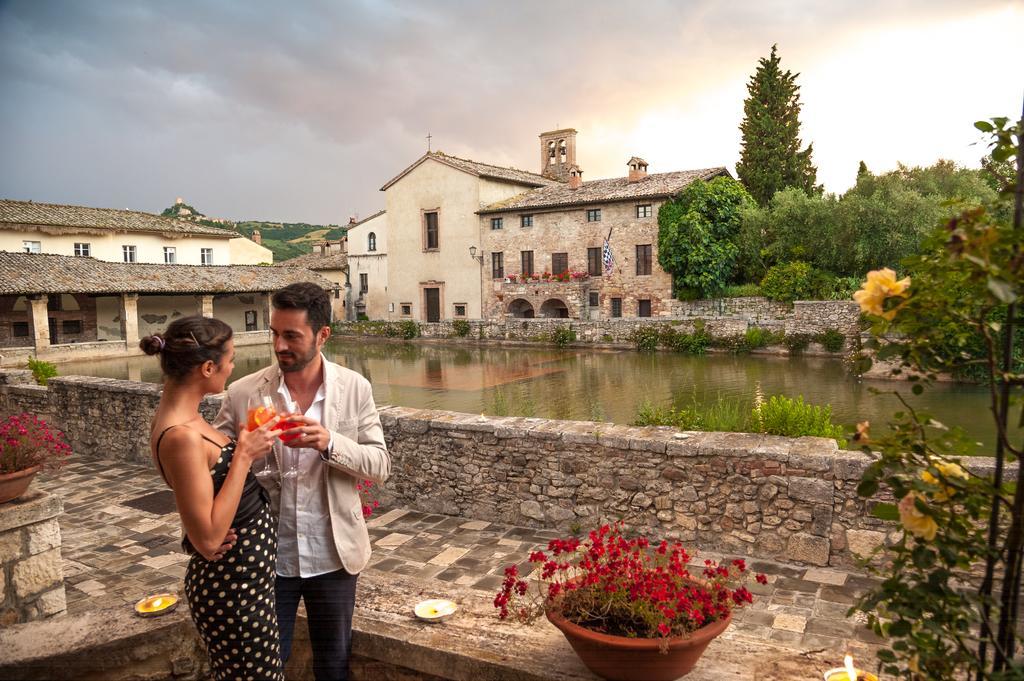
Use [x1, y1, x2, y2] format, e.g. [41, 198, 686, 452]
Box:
[822, 654, 879, 681]
[134, 593, 179, 617]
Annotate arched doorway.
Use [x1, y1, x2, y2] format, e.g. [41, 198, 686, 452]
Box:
[507, 298, 535, 318]
[539, 298, 569, 318]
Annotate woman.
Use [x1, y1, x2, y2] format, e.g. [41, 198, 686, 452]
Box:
[142, 315, 284, 681]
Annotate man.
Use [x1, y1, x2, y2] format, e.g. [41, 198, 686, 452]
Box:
[214, 282, 390, 680]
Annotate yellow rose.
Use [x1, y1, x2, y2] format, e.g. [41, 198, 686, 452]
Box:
[921, 460, 968, 502]
[854, 268, 911, 319]
[898, 492, 938, 541]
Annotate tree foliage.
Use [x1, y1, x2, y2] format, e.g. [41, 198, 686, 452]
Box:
[736, 44, 821, 206]
[657, 176, 755, 297]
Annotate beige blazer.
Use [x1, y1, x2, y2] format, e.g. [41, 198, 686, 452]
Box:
[213, 357, 390, 575]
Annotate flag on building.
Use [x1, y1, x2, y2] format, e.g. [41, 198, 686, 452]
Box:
[602, 236, 614, 275]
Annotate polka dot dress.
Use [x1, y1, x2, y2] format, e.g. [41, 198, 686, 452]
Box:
[183, 443, 284, 681]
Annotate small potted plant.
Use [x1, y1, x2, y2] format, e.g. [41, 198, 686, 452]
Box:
[494, 522, 766, 680]
[0, 413, 72, 503]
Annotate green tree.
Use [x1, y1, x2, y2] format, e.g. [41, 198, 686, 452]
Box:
[857, 160, 870, 178]
[736, 44, 821, 206]
[657, 176, 755, 297]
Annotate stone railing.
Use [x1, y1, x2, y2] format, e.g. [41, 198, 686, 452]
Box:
[6, 368, 1010, 569]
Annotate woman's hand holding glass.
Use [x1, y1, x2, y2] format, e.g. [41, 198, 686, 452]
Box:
[236, 396, 281, 467]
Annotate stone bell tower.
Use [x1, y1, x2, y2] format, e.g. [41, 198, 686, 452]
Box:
[539, 128, 577, 182]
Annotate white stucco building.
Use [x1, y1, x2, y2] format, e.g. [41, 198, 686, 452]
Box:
[344, 210, 387, 320]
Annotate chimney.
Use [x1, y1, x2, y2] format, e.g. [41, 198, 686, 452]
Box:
[251, 229, 262, 245]
[175, 197, 184, 205]
[539, 128, 578, 181]
[627, 157, 648, 183]
[568, 165, 583, 190]
[319, 242, 328, 256]
[349, 215, 358, 225]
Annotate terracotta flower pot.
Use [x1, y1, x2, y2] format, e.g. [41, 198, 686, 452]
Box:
[0, 465, 41, 504]
[546, 608, 732, 681]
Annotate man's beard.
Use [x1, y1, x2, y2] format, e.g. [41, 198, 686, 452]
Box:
[277, 344, 318, 373]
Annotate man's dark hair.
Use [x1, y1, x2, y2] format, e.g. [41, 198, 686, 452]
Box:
[272, 282, 332, 332]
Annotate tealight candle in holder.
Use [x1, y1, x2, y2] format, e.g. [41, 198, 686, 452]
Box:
[134, 593, 179, 617]
[823, 655, 879, 681]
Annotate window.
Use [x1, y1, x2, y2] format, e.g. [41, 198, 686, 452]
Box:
[424, 211, 439, 250]
[454, 304, 467, 317]
[636, 204, 653, 218]
[551, 252, 568, 275]
[611, 298, 622, 318]
[22, 241, 41, 254]
[122, 245, 137, 262]
[521, 215, 533, 228]
[636, 244, 652, 275]
[521, 250, 534, 277]
[400, 303, 412, 317]
[12, 322, 29, 337]
[201, 248, 213, 266]
[74, 242, 91, 257]
[62, 320, 82, 334]
[491, 217, 503, 230]
[589, 292, 599, 307]
[244, 310, 258, 331]
[359, 273, 368, 294]
[368, 232, 376, 251]
[638, 299, 652, 317]
[163, 246, 176, 264]
[587, 247, 602, 276]
[586, 208, 601, 222]
[491, 252, 504, 279]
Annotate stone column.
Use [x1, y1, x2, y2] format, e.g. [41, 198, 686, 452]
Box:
[119, 293, 139, 347]
[199, 295, 214, 318]
[0, 490, 66, 624]
[263, 293, 273, 330]
[27, 296, 49, 351]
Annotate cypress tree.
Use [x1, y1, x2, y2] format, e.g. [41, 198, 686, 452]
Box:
[736, 44, 821, 206]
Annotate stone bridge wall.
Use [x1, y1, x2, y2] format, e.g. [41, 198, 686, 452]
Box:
[4, 369, 1005, 569]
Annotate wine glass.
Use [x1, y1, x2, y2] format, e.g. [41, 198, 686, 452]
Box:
[271, 393, 301, 479]
[246, 394, 280, 482]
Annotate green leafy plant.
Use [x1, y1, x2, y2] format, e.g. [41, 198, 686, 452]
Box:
[397, 320, 420, 340]
[720, 283, 763, 298]
[817, 328, 846, 353]
[759, 260, 818, 303]
[848, 114, 1024, 680]
[632, 326, 660, 353]
[452, 319, 471, 337]
[0, 413, 72, 474]
[752, 395, 846, 446]
[27, 357, 57, 386]
[551, 325, 576, 348]
[784, 332, 813, 354]
[658, 326, 711, 354]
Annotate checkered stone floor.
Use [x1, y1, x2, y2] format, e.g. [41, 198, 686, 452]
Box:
[36, 460, 883, 659]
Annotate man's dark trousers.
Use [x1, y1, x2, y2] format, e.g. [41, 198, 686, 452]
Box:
[276, 569, 358, 681]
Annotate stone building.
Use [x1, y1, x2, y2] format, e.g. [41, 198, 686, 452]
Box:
[380, 151, 557, 322]
[0, 251, 332, 362]
[479, 131, 728, 319]
[276, 239, 350, 321]
[344, 210, 388, 320]
[0, 198, 272, 266]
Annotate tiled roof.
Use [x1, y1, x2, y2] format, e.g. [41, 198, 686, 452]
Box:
[0, 251, 334, 295]
[477, 167, 730, 214]
[276, 251, 349, 271]
[380, 152, 558, 191]
[0, 199, 239, 238]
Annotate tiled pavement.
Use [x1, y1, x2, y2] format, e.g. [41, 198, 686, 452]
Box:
[36, 460, 883, 658]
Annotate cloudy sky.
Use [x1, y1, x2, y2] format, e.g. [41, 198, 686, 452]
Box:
[1, 0, 1021, 224]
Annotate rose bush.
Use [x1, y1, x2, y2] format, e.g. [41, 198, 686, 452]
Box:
[0, 413, 72, 475]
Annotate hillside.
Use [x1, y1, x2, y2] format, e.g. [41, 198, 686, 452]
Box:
[159, 199, 346, 262]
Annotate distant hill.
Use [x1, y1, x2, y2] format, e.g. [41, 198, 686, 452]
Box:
[159, 199, 346, 263]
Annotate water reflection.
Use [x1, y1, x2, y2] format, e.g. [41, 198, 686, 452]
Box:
[57, 339, 1017, 453]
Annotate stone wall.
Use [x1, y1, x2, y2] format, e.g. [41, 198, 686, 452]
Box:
[0, 490, 66, 625]
[335, 298, 860, 349]
[4, 369, 1004, 569]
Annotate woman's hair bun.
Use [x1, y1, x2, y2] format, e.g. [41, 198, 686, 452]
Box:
[139, 335, 164, 355]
